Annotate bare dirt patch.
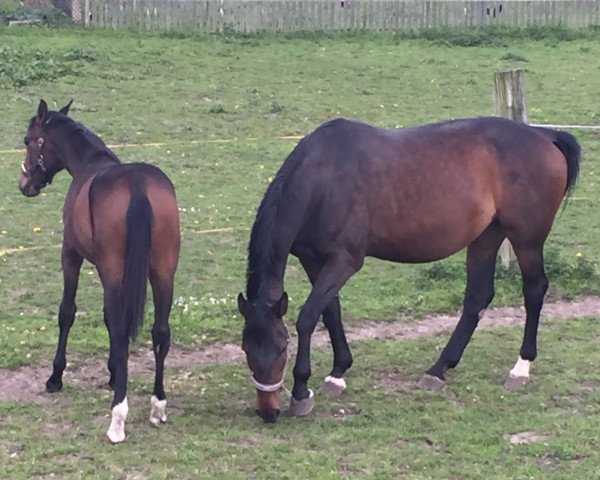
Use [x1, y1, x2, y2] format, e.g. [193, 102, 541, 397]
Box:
[506, 431, 552, 445]
[373, 368, 416, 394]
[313, 402, 361, 420]
[2, 296, 600, 405]
[42, 420, 75, 437]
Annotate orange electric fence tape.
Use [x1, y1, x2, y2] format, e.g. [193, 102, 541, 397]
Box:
[0, 226, 249, 257]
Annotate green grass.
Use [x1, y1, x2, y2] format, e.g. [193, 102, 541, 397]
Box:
[2, 317, 600, 479]
[1, 26, 600, 477]
[1, 27, 600, 366]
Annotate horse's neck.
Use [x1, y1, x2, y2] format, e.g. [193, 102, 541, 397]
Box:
[260, 274, 285, 304]
[247, 263, 286, 305]
[65, 148, 117, 180]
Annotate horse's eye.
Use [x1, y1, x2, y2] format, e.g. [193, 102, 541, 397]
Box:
[23, 137, 28, 146]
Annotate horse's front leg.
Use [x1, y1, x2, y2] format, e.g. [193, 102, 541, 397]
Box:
[46, 246, 83, 392]
[288, 254, 358, 417]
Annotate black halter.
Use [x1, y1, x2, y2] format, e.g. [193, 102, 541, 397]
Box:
[21, 137, 47, 178]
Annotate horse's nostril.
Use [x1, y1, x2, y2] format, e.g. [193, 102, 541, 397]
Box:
[256, 409, 280, 423]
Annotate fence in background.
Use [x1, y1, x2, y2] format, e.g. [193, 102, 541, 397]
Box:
[82, 0, 600, 33]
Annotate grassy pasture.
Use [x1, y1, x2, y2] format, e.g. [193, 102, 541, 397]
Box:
[1, 26, 600, 478]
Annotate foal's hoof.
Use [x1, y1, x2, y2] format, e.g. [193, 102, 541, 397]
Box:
[45, 378, 63, 393]
[504, 375, 530, 391]
[149, 396, 167, 427]
[416, 374, 446, 391]
[106, 429, 126, 444]
[320, 376, 346, 399]
[285, 390, 315, 417]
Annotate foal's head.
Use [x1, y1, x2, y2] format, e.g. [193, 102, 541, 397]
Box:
[238, 292, 289, 423]
[18, 99, 72, 197]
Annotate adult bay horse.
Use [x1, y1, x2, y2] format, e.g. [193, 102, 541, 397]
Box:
[237, 116, 580, 422]
[18, 100, 180, 442]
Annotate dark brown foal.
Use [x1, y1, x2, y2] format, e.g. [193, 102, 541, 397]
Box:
[18, 100, 180, 442]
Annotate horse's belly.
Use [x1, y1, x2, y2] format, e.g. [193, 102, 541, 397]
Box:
[69, 182, 95, 262]
[366, 212, 494, 263]
[367, 237, 466, 263]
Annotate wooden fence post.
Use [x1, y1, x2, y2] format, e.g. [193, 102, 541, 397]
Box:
[493, 69, 527, 270]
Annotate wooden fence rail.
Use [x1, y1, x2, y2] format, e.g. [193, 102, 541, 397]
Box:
[84, 0, 600, 33]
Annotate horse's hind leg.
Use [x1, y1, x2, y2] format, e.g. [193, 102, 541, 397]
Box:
[503, 244, 548, 390]
[299, 256, 353, 399]
[46, 246, 83, 392]
[148, 270, 174, 427]
[102, 284, 130, 444]
[418, 223, 505, 390]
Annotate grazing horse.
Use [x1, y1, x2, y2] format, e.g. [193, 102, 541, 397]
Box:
[18, 100, 180, 442]
[237, 116, 580, 422]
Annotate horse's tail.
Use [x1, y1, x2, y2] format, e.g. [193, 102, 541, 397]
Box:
[553, 130, 581, 199]
[537, 127, 581, 199]
[123, 191, 152, 341]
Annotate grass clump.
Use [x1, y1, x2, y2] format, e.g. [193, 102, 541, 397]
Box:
[0, 45, 97, 88]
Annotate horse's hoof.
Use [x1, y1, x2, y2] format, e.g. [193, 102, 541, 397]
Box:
[320, 376, 346, 399]
[416, 374, 446, 391]
[504, 375, 530, 390]
[285, 390, 315, 417]
[149, 396, 167, 427]
[106, 430, 126, 444]
[45, 378, 63, 393]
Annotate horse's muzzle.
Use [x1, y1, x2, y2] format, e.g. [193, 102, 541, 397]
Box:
[18, 177, 40, 197]
[256, 408, 281, 423]
[255, 389, 282, 423]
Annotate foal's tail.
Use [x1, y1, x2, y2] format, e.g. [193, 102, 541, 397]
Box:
[123, 191, 152, 341]
[542, 128, 581, 199]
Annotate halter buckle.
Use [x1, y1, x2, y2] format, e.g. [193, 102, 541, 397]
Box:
[37, 154, 46, 172]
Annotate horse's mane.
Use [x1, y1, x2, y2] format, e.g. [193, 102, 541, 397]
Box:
[245, 139, 307, 302]
[33, 111, 121, 165]
[245, 172, 286, 302]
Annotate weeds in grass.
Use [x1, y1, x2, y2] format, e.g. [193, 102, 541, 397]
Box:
[0, 46, 97, 88]
[208, 104, 227, 114]
[500, 52, 529, 62]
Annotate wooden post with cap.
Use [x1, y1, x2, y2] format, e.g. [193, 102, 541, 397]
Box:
[493, 68, 527, 269]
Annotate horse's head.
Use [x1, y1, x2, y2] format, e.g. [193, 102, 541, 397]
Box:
[19, 99, 73, 197]
[238, 292, 289, 423]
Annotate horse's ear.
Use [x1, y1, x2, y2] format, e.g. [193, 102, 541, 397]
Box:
[272, 292, 288, 318]
[59, 99, 74, 116]
[237, 293, 248, 317]
[36, 99, 48, 124]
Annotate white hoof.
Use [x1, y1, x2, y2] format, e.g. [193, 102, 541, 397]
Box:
[509, 357, 531, 378]
[149, 395, 167, 427]
[321, 376, 347, 399]
[106, 397, 128, 444]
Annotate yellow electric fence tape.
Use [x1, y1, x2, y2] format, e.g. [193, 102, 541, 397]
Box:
[0, 135, 304, 155]
[0, 226, 249, 257]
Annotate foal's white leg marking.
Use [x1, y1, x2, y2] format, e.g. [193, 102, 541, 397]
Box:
[106, 397, 129, 443]
[509, 356, 531, 378]
[149, 395, 167, 427]
[324, 376, 346, 390]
